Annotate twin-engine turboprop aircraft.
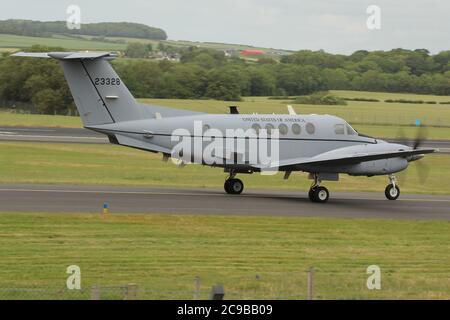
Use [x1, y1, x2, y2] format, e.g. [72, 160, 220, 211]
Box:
[13, 51, 436, 203]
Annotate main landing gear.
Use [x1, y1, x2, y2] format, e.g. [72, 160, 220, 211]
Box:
[385, 174, 400, 200]
[308, 174, 330, 203]
[224, 172, 244, 195]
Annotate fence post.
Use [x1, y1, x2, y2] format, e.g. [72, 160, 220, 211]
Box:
[307, 267, 315, 300]
[91, 285, 100, 300]
[125, 283, 138, 300]
[210, 284, 225, 300]
[193, 276, 201, 300]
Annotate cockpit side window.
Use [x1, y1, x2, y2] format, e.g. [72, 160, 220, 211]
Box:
[346, 124, 357, 135]
[334, 124, 345, 135]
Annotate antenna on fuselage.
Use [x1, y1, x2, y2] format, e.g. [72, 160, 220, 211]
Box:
[229, 106, 239, 114]
[287, 105, 297, 115]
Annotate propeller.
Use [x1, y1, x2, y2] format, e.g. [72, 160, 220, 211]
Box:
[395, 126, 430, 184]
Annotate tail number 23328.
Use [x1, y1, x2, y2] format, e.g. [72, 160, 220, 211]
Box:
[94, 78, 121, 86]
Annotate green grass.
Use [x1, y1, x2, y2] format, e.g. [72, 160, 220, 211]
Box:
[0, 112, 82, 127]
[2, 91, 450, 138]
[0, 34, 126, 51]
[0, 33, 290, 58]
[140, 93, 450, 128]
[0, 213, 449, 299]
[0, 142, 449, 194]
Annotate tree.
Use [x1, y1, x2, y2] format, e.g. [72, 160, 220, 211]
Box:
[276, 65, 323, 96]
[125, 43, 150, 58]
[181, 48, 226, 68]
[159, 64, 208, 98]
[114, 60, 163, 98]
[32, 88, 65, 114]
[248, 68, 276, 96]
[206, 68, 242, 101]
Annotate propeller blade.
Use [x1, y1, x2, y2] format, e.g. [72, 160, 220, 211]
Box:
[413, 126, 428, 150]
[397, 125, 430, 185]
[395, 127, 409, 147]
[416, 160, 430, 184]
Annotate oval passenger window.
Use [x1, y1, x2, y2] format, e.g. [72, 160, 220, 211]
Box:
[306, 123, 315, 135]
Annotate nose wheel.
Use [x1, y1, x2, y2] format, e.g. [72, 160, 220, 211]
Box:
[385, 175, 400, 200]
[224, 178, 244, 195]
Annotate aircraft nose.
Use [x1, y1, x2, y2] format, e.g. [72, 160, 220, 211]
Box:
[392, 143, 411, 151]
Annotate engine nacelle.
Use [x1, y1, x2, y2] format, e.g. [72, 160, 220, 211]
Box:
[347, 157, 408, 176]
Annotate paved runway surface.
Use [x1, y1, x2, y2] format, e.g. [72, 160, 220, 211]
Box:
[1, 126, 449, 152]
[0, 126, 107, 144]
[1, 184, 449, 220]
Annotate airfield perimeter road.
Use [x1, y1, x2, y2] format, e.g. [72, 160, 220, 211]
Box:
[1, 126, 450, 152]
[0, 184, 449, 220]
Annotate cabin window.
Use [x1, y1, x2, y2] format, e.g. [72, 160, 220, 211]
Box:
[306, 123, 316, 135]
[292, 123, 301, 135]
[203, 124, 210, 132]
[251, 123, 261, 135]
[278, 123, 288, 135]
[265, 123, 275, 135]
[334, 124, 345, 135]
[346, 124, 357, 135]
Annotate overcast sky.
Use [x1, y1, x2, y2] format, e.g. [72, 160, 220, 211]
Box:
[1, 0, 449, 54]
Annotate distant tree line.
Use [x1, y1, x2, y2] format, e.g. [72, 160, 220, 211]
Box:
[0, 45, 449, 115]
[0, 19, 167, 40]
[116, 47, 450, 99]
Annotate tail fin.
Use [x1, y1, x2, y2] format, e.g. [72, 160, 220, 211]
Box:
[12, 52, 144, 126]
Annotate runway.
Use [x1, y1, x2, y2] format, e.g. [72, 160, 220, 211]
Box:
[1, 184, 449, 220]
[0, 126, 107, 144]
[1, 126, 449, 153]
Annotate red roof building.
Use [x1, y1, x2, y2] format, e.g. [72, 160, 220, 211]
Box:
[240, 49, 264, 55]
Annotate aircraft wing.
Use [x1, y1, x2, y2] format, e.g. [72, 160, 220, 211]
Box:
[254, 148, 437, 170]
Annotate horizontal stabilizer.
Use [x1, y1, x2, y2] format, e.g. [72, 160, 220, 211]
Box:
[12, 52, 117, 60]
[11, 52, 51, 59]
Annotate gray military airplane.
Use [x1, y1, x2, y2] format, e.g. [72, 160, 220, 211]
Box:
[13, 51, 436, 203]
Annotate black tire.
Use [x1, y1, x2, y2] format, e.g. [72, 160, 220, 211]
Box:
[385, 184, 400, 200]
[224, 180, 232, 194]
[225, 179, 244, 195]
[308, 187, 317, 202]
[313, 186, 329, 203]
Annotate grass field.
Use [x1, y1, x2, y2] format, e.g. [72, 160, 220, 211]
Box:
[0, 33, 291, 59]
[0, 34, 126, 51]
[0, 213, 448, 299]
[0, 142, 448, 194]
[142, 92, 450, 128]
[0, 112, 82, 128]
[2, 91, 450, 139]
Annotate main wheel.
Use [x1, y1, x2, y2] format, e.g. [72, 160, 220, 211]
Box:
[314, 186, 329, 203]
[308, 187, 317, 202]
[224, 179, 244, 195]
[385, 184, 400, 200]
[309, 186, 329, 203]
[224, 180, 232, 194]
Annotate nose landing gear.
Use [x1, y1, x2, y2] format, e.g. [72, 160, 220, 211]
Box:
[385, 174, 400, 200]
